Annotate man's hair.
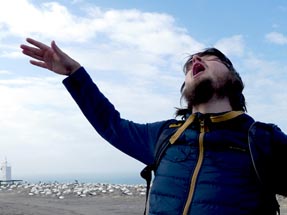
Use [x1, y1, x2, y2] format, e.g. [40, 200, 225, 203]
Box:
[176, 48, 247, 117]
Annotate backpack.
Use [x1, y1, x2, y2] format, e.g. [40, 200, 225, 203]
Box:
[140, 120, 284, 215]
[140, 120, 181, 214]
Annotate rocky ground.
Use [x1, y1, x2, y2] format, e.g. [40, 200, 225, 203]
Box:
[0, 182, 146, 215]
[0, 182, 287, 214]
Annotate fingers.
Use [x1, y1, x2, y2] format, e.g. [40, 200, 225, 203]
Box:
[20, 38, 51, 61]
[26, 38, 50, 50]
[21, 38, 53, 70]
[21, 45, 45, 61]
[21, 37, 80, 75]
[30, 60, 48, 69]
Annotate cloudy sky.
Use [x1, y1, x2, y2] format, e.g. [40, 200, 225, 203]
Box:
[0, 0, 287, 182]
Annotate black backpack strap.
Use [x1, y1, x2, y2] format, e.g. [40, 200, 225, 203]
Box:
[140, 115, 196, 214]
[140, 120, 182, 214]
[140, 165, 153, 215]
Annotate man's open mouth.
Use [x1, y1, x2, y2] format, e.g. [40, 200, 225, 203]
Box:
[192, 63, 205, 76]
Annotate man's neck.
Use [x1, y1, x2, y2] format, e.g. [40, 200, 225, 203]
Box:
[192, 96, 232, 114]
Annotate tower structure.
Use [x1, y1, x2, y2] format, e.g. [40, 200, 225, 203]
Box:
[0, 158, 11, 180]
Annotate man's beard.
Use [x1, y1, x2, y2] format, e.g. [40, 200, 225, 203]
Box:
[183, 75, 231, 109]
[183, 79, 215, 108]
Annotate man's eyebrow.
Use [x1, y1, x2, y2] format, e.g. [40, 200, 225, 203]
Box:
[202, 54, 218, 58]
[206, 56, 221, 60]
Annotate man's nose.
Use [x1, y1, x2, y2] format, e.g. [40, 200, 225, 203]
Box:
[192, 55, 202, 63]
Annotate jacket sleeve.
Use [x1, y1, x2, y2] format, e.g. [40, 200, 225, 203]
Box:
[62, 67, 167, 165]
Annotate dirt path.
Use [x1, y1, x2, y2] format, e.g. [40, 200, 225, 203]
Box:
[0, 192, 145, 215]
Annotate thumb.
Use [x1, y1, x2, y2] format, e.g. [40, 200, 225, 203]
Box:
[50, 40, 81, 75]
[51, 40, 64, 56]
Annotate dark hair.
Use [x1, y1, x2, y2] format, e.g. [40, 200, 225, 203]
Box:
[176, 48, 247, 117]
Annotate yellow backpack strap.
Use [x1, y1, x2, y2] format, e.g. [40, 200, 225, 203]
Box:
[169, 111, 244, 145]
[169, 114, 196, 144]
[210, 111, 244, 123]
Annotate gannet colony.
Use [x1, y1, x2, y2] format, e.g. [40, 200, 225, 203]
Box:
[0, 182, 147, 199]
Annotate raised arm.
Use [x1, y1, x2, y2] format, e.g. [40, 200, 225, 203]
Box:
[20, 38, 81, 76]
[20, 37, 165, 165]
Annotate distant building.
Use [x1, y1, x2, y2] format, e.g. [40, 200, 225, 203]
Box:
[0, 158, 11, 181]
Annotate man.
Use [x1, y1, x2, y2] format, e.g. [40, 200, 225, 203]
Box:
[20, 38, 287, 215]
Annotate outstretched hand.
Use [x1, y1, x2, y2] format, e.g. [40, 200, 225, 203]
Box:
[20, 38, 81, 76]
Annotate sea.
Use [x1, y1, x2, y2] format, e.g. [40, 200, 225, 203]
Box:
[15, 173, 146, 185]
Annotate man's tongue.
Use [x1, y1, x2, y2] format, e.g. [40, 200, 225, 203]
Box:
[193, 63, 205, 76]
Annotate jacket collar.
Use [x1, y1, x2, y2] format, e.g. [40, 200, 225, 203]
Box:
[170, 111, 244, 144]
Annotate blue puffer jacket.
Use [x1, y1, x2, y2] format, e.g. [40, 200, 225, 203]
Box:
[63, 67, 287, 215]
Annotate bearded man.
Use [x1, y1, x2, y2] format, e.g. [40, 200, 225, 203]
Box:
[21, 38, 287, 215]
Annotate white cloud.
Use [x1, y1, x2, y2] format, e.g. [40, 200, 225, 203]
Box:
[2, 0, 203, 85]
[240, 53, 287, 130]
[265, 31, 287, 45]
[0, 71, 181, 177]
[1, 1, 287, 182]
[0, 70, 12, 74]
[1, 1, 204, 52]
[214, 35, 245, 57]
[2, 1, 204, 179]
[0, 76, 138, 176]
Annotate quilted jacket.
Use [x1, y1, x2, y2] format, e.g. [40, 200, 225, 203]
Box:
[63, 67, 287, 215]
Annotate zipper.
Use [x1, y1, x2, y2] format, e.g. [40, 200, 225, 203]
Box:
[182, 118, 206, 215]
